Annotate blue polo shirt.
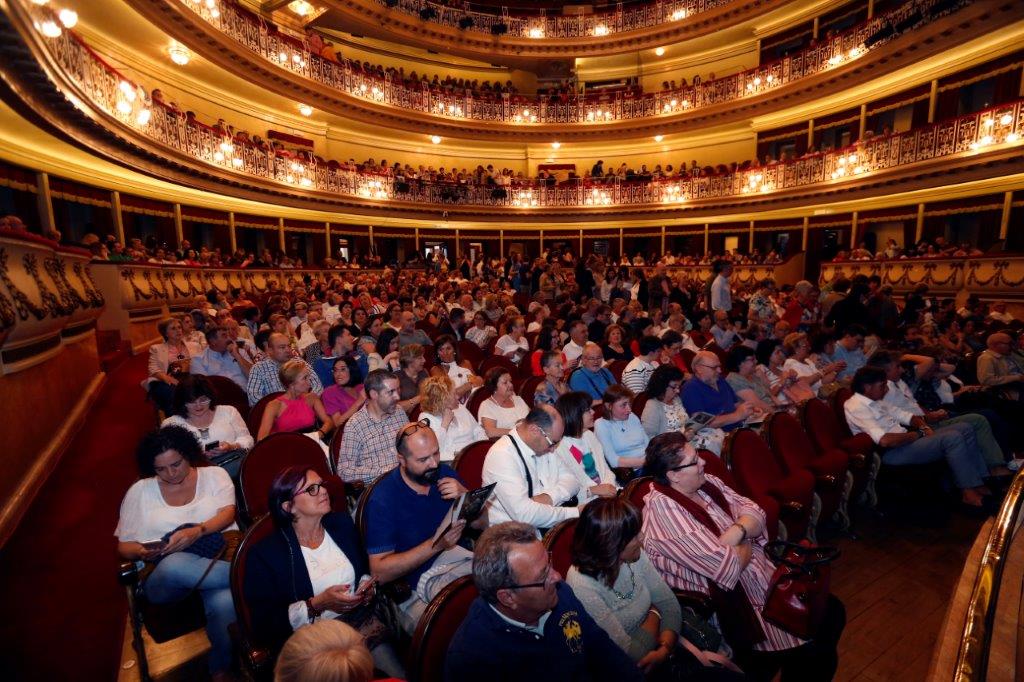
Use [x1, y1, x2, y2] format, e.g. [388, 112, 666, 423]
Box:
[363, 464, 462, 589]
[681, 376, 742, 431]
[568, 366, 615, 401]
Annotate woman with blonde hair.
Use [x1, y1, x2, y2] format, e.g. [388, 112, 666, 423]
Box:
[257, 359, 334, 443]
[274, 620, 375, 682]
[419, 374, 487, 462]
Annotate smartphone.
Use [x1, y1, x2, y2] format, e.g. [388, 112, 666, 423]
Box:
[141, 540, 167, 552]
[355, 578, 377, 595]
[204, 441, 219, 452]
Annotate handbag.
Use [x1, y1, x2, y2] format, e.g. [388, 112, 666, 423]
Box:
[762, 540, 840, 639]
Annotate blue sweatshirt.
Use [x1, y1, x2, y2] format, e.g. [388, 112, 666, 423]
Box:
[445, 582, 643, 682]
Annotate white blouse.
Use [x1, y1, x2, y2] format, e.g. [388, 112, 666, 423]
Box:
[423, 407, 488, 461]
[477, 395, 530, 431]
[495, 334, 529, 363]
[162, 406, 254, 451]
[783, 357, 823, 395]
[115, 466, 238, 543]
[286, 532, 361, 630]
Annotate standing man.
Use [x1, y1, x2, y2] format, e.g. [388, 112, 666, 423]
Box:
[710, 260, 733, 313]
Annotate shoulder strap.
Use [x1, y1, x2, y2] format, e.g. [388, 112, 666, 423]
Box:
[506, 434, 533, 499]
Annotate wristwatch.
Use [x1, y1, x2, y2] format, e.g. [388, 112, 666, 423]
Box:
[305, 597, 321, 622]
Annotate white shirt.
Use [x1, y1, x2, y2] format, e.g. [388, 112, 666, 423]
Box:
[621, 357, 657, 394]
[563, 340, 586, 366]
[286, 532, 359, 630]
[162, 406, 254, 451]
[477, 395, 530, 431]
[782, 358, 822, 395]
[466, 325, 496, 348]
[555, 431, 617, 503]
[711, 274, 732, 311]
[495, 334, 529, 363]
[483, 428, 581, 528]
[882, 379, 925, 417]
[115, 466, 238, 543]
[843, 392, 915, 445]
[322, 305, 341, 325]
[423, 406, 488, 462]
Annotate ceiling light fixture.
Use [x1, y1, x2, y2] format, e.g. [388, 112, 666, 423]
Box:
[168, 42, 191, 66]
[289, 1, 314, 17]
[655, 47, 665, 56]
[39, 20, 62, 37]
[58, 8, 78, 28]
[550, 141, 561, 150]
[431, 135, 442, 144]
[654, 135, 664, 142]
[298, 104, 313, 116]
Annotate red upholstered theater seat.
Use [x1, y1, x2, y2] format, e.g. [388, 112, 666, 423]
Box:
[678, 348, 696, 373]
[543, 518, 578, 576]
[407, 576, 479, 682]
[465, 386, 493, 419]
[723, 428, 816, 541]
[478, 354, 519, 379]
[452, 439, 494, 490]
[607, 359, 629, 383]
[623, 475, 654, 511]
[457, 339, 484, 367]
[247, 391, 284, 437]
[697, 449, 779, 542]
[239, 432, 334, 521]
[801, 398, 875, 508]
[764, 411, 852, 529]
[203, 375, 251, 423]
[631, 391, 649, 418]
[517, 375, 544, 401]
[229, 515, 276, 678]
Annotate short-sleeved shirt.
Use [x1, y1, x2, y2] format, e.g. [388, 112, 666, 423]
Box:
[363, 464, 462, 589]
[115, 466, 238, 543]
[681, 377, 741, 430]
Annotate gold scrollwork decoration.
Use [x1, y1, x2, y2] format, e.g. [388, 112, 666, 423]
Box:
[45, 256, 87, 314]
[164, 270, 193, 298]
[75, 263, 105, 307]
[999, 263, 1024, 288]
[22, 254, 66, 317]
[966, 261, 1004, 287]
[121, 268, 150, 302]
[142, 269, 168, 299]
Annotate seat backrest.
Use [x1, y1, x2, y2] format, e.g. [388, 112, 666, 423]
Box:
[623, 476, 654, 512]
[696, 449, 736, 488]
[247, 391, 284, 436]
[408, 576, 479, 682]
[678, 348, 696, 372]
[800, 398, 843, 453]
[631, 391, 649, 418]
[466, 386, 493, 419]
[240, 433, 333, 520]
[829, 388, 856, 437]
[457, 339, 483, 367]
[721, 428, 785, 499]
[229, 514, 275, 654]
[452, 439, 494, 490]
[517, 375, 544, 401]
[703, 342, 728, 366]
[762, 411, 814, 474]
[958, 352, 978, 386]
[203, 375, 250, 423]
[543, 518, 578, 577]
[354, 469, 397, 542]
[606, 359, 629, 383]
[478, 355, 518, 378]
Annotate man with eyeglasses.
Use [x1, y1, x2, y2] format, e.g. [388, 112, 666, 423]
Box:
[567, 343, 614, 405]
[445, 522, 642, 682]
[977, 332, 1024, 400]
[681, 351, 754, 432]
[482, 404, 582, 530]
[247, 333, 323, 406]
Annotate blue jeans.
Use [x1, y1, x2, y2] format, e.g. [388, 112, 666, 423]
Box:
[884, 423, 988, 489]
[144, 553, 235, 674]
[935, 413, 1005, 469]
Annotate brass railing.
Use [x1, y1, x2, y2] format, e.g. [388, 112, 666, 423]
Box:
[27, 4, 1024, 210]
[180, 0, 951, 125]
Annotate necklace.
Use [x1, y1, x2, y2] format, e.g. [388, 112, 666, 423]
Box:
[611, 563, 636, 601]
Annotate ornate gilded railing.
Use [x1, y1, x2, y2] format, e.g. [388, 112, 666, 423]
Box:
[820, 256, 1024, 300]
[27, 6, 1024, 210]
[180, 0, 948, 125]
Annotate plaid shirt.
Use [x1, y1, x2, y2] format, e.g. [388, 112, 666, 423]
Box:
[336, 403, 408, 484]
[246, 358, 323, 406]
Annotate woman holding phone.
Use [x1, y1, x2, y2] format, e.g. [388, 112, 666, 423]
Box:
[243, 466, 403, 677]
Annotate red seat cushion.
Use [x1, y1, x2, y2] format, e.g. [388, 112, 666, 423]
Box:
[452, 439, 493, 490]
[240, 432, 332, 519]
[543, 518, 578, 577]
[409, 576, 479, 682]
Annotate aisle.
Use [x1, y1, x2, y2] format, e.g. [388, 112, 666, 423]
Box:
[0, 352, 154, 680]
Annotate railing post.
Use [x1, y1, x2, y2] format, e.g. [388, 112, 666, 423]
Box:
[802, 216, 809, 251]
[749, 220, 755, 252]
[850, 211, 859, 249]
[859, 104, 867, 140]
[173, 203, 184, 248]
[325, 221, 332, 260]
[278, 217, 286, 253]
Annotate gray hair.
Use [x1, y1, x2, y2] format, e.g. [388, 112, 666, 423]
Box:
[364, 368, 397, 396]
[473, 522, 540, 604]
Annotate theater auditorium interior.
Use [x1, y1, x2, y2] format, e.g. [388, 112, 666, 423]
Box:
[1, 0, 1023, 679]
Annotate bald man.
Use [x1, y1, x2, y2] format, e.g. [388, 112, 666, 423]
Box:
[568, 343, 614, 404]
[977, 333, 1024, 400]
[680, 350, 753, 431]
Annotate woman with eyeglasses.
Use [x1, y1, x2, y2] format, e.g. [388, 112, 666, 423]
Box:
[115, 426, 238, 682]
[244, 466, 404, 678]
[161, 375, 253, 477]
[642, 365, 726, 456]
[723, 346, 774, 415]
[145, 318, 195, 413]
[567, 497, 746, 680]
[466, 311, 498, 349]
[641, 432, 846, 682]
[257, 359, 334, 443]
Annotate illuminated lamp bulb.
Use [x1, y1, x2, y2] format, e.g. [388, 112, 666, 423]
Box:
[205, 0, 216, 8]
[671, 9, 687, 20]
[213, 151, 225, 162]
[594, 24, 609, 36]
[654, 134, 663, 142]
[210, 7, 220, 17]
[681, 99, 690, 107]
[766, 75, 774, 83]
[278, 52, 288, 63]
[39, 20, 62, 37]
[1007, 132, 1019, 143]
[551, 141, 561, 150]
[746, 83, 754, 91]
[58, 9, 78, 28]
[528, 27, 544, 38]
[115, 99, 131, 114]
[232, 157, 243, 167]
[980, 135, 993, 145]
[300, 177, 312, 187]
[136, 108, 151, 125]
[753, 77, 761, 86]
[431, 135, 442, 144]
[655, 47, 665, 56]
[219, 141, 234, 153]
[32, 0, 50, 5]
[670, 99, 678, 107]
[119, 81, 136, 101]
[999, 114, 1013, 126]
[298, 104, 313, 116]
[169, 43, 191, 65]
[983, 118, 994, 127]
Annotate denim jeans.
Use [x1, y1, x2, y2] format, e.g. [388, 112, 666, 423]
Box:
[884, 423, 988, 489]
[935, 413, 1005, 469]
[144, 553, 235, 674]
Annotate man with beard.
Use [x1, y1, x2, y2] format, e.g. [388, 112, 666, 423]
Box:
[364, 421, 477, 633]
[336, 370, 408, 483]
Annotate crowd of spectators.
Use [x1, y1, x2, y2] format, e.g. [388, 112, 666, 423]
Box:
[832, 235, 988, 262]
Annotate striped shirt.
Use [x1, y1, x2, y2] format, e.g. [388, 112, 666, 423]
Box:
[641, 477, 804, 652]
[621, 358, 657, 394]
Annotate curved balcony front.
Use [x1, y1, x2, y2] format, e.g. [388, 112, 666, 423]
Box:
[120, 0, 1014, 141]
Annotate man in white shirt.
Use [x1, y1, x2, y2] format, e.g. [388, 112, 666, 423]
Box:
[562, 320, 589, 369]
[621, 335, 661, 394]
[711, 310, 740, 349]
[190, 325, 251, 388]
[844, 367, 991, 508]
[482, 404, 583, 529]
[288, 302, 309, 332]
[710, 261, 733, 312]
[987, 302, 1015, 325]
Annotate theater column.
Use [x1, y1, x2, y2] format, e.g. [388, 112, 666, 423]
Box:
[579, 229, 583, 257]
[619, 228, 623, 260]
[801, 216, 809, 252]
[111, 191, 125, 247]
[414, 227, 419, 252]
[455, 228, 460, 261]
[703, 224, 709, 255]
[850, 212, 859, 249]
[369, 225, 375, 255]
[660, 226, 666, 256]
[326, 222, 332, 258]
[858, 104, 867, 140]
[915, 204, 925, 243]
[1000, 192, 1013, 241]
[174, 203, 184, 248]
[35, 172, 54, 236]
[748, 221, 755, 252]
[927, 80, 938, 123]
[278, 217, 285, 253]
[228, 212, 237, 253]
[500, 230, 505, 259]
[867, 0, 874, 19]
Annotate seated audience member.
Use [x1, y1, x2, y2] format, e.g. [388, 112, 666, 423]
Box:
[976, 332, 1024, 400]
[782, 332, 840, 396]
[987, 302, 1015, 325]
[642, 432, 846, 681]
[437, 307, 466, 342]
[831, 324, 868, 380]
[602, 324, 634, 361]
[312, 324, 359, 390]
[336, 370, 408, 484]
[868, 352, 1009, 475]
[478, 367, 530, 437]
[844, 367, 993, 508]
[594, 385, 649, 469]
[622, 335, 662, 394]
[554, 392, 618, 502]
[396, 344, 429, 413]
[430, 334, 483, 400]
[659, 330, 691, 374]
[273, 620, 376, 682]
[244, 467, 402, 677]
[190, 325, 251, 389]
[397, 311, 432, 347]
[420, 375, 487, 462]
[562, 319, 590, 369]
[495, 316, 530, 364]
[681, 351, 754, 431]
[257, 359, 334, 443]
[162, 375, 253, 477]
[115, 426, 238, 681]
[146, 318, 196, 412]
[567, 497, 745, 679]
[445, 522, 644, 682]
[483, 404, 582, 529]
[322, 358, 366, 428]
[569, 343, 615, 403]
[372, 329, 401, 372]
[711, 310, 740, 349]
[724, 345, 773, 413]
[643, 365, 726, 455]
[465, 311, 497, 349]
[530, 323, 565, 377]
[248, 332, 324, 406]
[301, 320, 332, 366]
[534, 350, 569, 406]
[364, 423, 476, 633]
[757, 339, 814, 406]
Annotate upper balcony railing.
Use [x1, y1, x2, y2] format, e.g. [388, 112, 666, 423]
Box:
[31, 6, 1024, 211]
[180, 0, 953, 125]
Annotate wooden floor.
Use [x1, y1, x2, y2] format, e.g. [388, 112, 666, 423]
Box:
[829, 510, 985, 682]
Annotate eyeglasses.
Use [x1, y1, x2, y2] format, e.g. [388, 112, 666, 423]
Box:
[294, 481, 326, 498]
[395, 418, 431, 449]
[537, 426, 561, 450]
[668, 459, 700, 472]
[695, 363, 722, 371]
[187, 397, 212, 407]
[505, 552, 555, 590]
